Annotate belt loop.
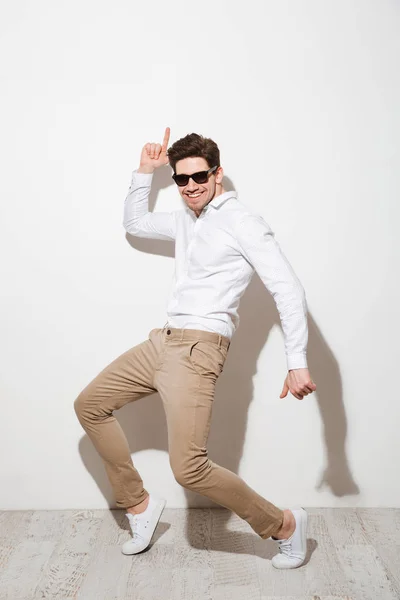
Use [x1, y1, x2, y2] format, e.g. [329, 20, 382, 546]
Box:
[218, 334, 222, 348]
[180, 329, 184, 342]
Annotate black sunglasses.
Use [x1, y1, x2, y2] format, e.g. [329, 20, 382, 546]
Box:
[172, 165, 218, 187]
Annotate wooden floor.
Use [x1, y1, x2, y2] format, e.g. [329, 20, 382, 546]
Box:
[0, 507, 399, 599]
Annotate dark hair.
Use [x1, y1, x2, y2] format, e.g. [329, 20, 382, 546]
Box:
[167, 132, 220, 173]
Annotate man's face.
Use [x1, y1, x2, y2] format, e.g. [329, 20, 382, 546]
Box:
[174, 157, 223, 215]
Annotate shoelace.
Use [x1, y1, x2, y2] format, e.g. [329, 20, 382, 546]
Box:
[276, 537, 293, 555]
[127, 514, 149, 540]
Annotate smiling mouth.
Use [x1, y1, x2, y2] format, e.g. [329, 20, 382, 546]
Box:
[186, 192, 203, 199]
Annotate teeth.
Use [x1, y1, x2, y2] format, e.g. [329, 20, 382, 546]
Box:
[188, 193, 202, 197]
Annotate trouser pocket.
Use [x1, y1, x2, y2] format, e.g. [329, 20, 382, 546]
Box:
[188, 340, 227, 378]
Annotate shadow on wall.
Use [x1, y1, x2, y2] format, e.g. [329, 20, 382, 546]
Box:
[76, 165, 359, 538]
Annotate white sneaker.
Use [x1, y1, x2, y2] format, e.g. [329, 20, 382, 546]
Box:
[271, 507, 308, 568]
[121, 495, 166, 555]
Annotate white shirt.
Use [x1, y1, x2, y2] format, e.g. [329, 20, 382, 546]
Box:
[123, 170, 308, 371]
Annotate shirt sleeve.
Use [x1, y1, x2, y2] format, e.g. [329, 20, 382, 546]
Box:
[234, 213, 309, 371]
[123, 170, 178, 241]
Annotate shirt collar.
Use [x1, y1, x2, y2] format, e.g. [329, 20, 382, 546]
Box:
[206, 190, 237, 209]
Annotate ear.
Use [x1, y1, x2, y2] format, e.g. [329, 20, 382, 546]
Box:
[216, 166, 224, 183]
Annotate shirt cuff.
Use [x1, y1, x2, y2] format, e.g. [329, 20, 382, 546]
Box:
[287, 353, 308, 371]
[131, 169, 154, 183]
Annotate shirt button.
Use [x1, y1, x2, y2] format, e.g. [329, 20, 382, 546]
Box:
[167, 329, 171, 335]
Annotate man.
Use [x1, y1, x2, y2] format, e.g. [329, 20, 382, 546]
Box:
[74, 127, 317, 569]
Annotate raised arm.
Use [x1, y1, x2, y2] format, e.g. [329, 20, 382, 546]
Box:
[123, 127, 178, 241]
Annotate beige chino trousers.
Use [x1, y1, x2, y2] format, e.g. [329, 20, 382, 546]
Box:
[74, 326, 284, 539]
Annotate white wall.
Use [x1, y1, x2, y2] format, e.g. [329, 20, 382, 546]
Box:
[1, 0, 399, 510]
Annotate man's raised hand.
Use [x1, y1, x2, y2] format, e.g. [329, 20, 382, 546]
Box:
[138, 127, 171, 173]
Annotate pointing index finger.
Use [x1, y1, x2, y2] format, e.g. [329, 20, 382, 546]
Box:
[162, 127, 170, 152]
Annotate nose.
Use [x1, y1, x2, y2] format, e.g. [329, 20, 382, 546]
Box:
[186, 177, 200, 191]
